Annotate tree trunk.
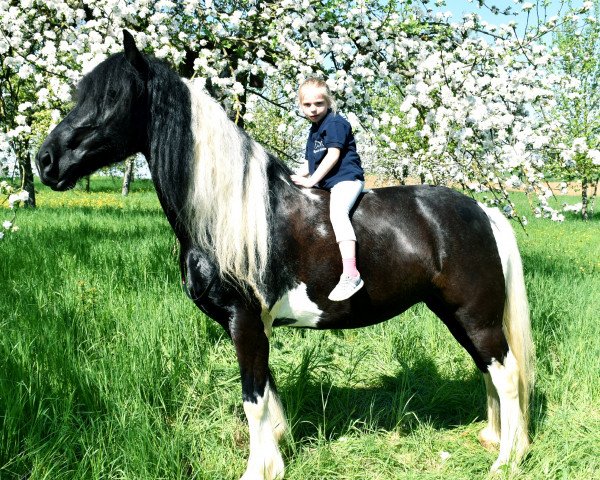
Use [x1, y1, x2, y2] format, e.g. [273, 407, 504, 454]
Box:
[588, 177, 598, 219]
[85, 176, 90, 192]
[122, 157, 135, 196]
[20, 151, 36, 208]
[581, 177, 589, 220]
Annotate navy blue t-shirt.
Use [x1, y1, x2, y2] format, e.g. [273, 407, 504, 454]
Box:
[305, 110, 364, 190]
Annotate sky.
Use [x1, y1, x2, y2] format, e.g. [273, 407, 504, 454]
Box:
[430, 0, 566, 35]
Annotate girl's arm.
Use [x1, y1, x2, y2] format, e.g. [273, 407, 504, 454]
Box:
[291, 148, 340, 188]
[294, 160, 310, 177]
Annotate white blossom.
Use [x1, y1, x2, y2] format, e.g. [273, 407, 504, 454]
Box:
[587, 149, 600, 165]
[0, 0, 594, 223]
[8, 190, 29, 208]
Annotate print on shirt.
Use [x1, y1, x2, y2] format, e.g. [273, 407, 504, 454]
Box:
[313, 140, 326, 155]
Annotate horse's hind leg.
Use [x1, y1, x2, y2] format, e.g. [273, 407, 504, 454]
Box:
[466, 331, 529, 471]
[479, 373, 501, 449]
[488, 350, 529, 472]
[426, 296, 529, 470]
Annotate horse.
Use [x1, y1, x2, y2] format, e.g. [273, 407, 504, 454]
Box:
[36, 31, 534, 479]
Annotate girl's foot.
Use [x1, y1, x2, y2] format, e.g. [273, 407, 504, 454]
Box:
[328, 273, 364, 301]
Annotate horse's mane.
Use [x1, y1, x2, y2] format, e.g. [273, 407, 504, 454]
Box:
[83, 53, 274, 297]
[183, 78, 272, 295]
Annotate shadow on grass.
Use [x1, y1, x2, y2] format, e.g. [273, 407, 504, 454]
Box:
[282, 357, 483, 441]
[561, 210, 600, 222]
[280, 355, 547, 448]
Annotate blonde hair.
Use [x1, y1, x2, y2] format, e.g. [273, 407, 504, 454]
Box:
[298, 77, 337, 113]
[183, 78, 271, 300]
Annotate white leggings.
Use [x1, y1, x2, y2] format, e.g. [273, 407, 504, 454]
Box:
[329, 180, 364, 243]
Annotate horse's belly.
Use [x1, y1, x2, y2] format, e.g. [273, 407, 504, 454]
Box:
[269, 283, 323, 328]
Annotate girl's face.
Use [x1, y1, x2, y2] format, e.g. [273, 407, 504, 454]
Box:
[299, 86, 329, 123]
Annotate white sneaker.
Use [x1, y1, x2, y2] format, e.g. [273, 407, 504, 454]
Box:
[328, 274, 364, 301]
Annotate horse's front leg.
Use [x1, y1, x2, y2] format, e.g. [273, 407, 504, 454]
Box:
[231, 309, 286, 480]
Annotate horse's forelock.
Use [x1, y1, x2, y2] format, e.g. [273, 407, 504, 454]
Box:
[76, 54, 145, 109]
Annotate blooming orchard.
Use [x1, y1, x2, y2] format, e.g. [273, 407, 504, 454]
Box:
[1, 0, 597, 223]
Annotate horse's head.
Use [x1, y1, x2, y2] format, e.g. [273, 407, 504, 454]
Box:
[36, 31, 149, 190]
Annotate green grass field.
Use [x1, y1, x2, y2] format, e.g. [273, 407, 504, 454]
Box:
[1, 179, 599, 479]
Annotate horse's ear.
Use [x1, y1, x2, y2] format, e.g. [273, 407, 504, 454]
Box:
[123, 30, 149, 78]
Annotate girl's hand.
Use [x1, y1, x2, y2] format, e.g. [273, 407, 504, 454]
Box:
[291, 174, 315, 188]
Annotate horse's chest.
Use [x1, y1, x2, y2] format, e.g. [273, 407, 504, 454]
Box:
[268, 283, 323, 328]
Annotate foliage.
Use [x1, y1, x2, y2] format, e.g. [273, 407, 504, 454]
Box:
[0, 0, 596, 220]
[545, 0, 600, 218]
[0, 180, 28, 239]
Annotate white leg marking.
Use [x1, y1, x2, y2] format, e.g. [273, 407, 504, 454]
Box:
[488, 350, 529, 472]
[479, 373, 501, 449]
[270, 282, 323, 328]
[241, 382, 286, 480]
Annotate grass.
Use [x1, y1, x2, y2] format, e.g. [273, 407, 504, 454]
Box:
[1, 178, 599, 479]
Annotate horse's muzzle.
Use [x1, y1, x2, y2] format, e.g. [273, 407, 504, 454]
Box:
[36, 147, 60, 189]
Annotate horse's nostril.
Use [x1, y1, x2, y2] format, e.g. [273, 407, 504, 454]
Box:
[40, 151, 51, 168]
[36, 149, 55, 179]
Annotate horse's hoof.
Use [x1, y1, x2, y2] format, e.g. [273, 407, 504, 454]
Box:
[489, 459, 504, 474]
[240, 470, 284, 480]
[240, 455, 284, 480]
[478, 427, 500, 451]
[490, 459, 520, 477]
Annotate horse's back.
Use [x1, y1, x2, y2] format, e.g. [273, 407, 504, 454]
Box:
[354, 184, 505, 319]
[272, 183, 505, 329]
[354, 184, 499, 270]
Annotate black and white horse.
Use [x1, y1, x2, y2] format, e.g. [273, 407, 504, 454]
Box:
[36, 31, 534, 479]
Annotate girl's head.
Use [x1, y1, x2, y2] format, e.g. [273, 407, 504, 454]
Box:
[298, 78, 336, 123]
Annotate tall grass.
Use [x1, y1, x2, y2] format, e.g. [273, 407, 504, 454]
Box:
[1, 179, 598, 479]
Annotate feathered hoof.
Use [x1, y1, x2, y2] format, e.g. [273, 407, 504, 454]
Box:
[489, 439, 529, 475]
[489, 458, 519, 476]
[240, 455, 284, 480]
[478, 426, 500, 451]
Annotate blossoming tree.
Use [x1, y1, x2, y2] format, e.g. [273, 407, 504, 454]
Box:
[0, 0, 596, 224]
[545, 1, 600, 219]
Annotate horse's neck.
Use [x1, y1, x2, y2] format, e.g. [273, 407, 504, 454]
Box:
[139, 68, 193, 230]
[143, 70, 313, 258]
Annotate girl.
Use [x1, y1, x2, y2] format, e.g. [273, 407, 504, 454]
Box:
[291, 78, 365, 301]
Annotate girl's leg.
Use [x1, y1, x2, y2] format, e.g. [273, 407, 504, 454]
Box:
[339, 241, 359, 277]
[328, 180, 364, 301]
[338, 240, 355, 258]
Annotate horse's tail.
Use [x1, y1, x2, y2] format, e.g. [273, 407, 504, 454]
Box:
[481, 205, 535, 424]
